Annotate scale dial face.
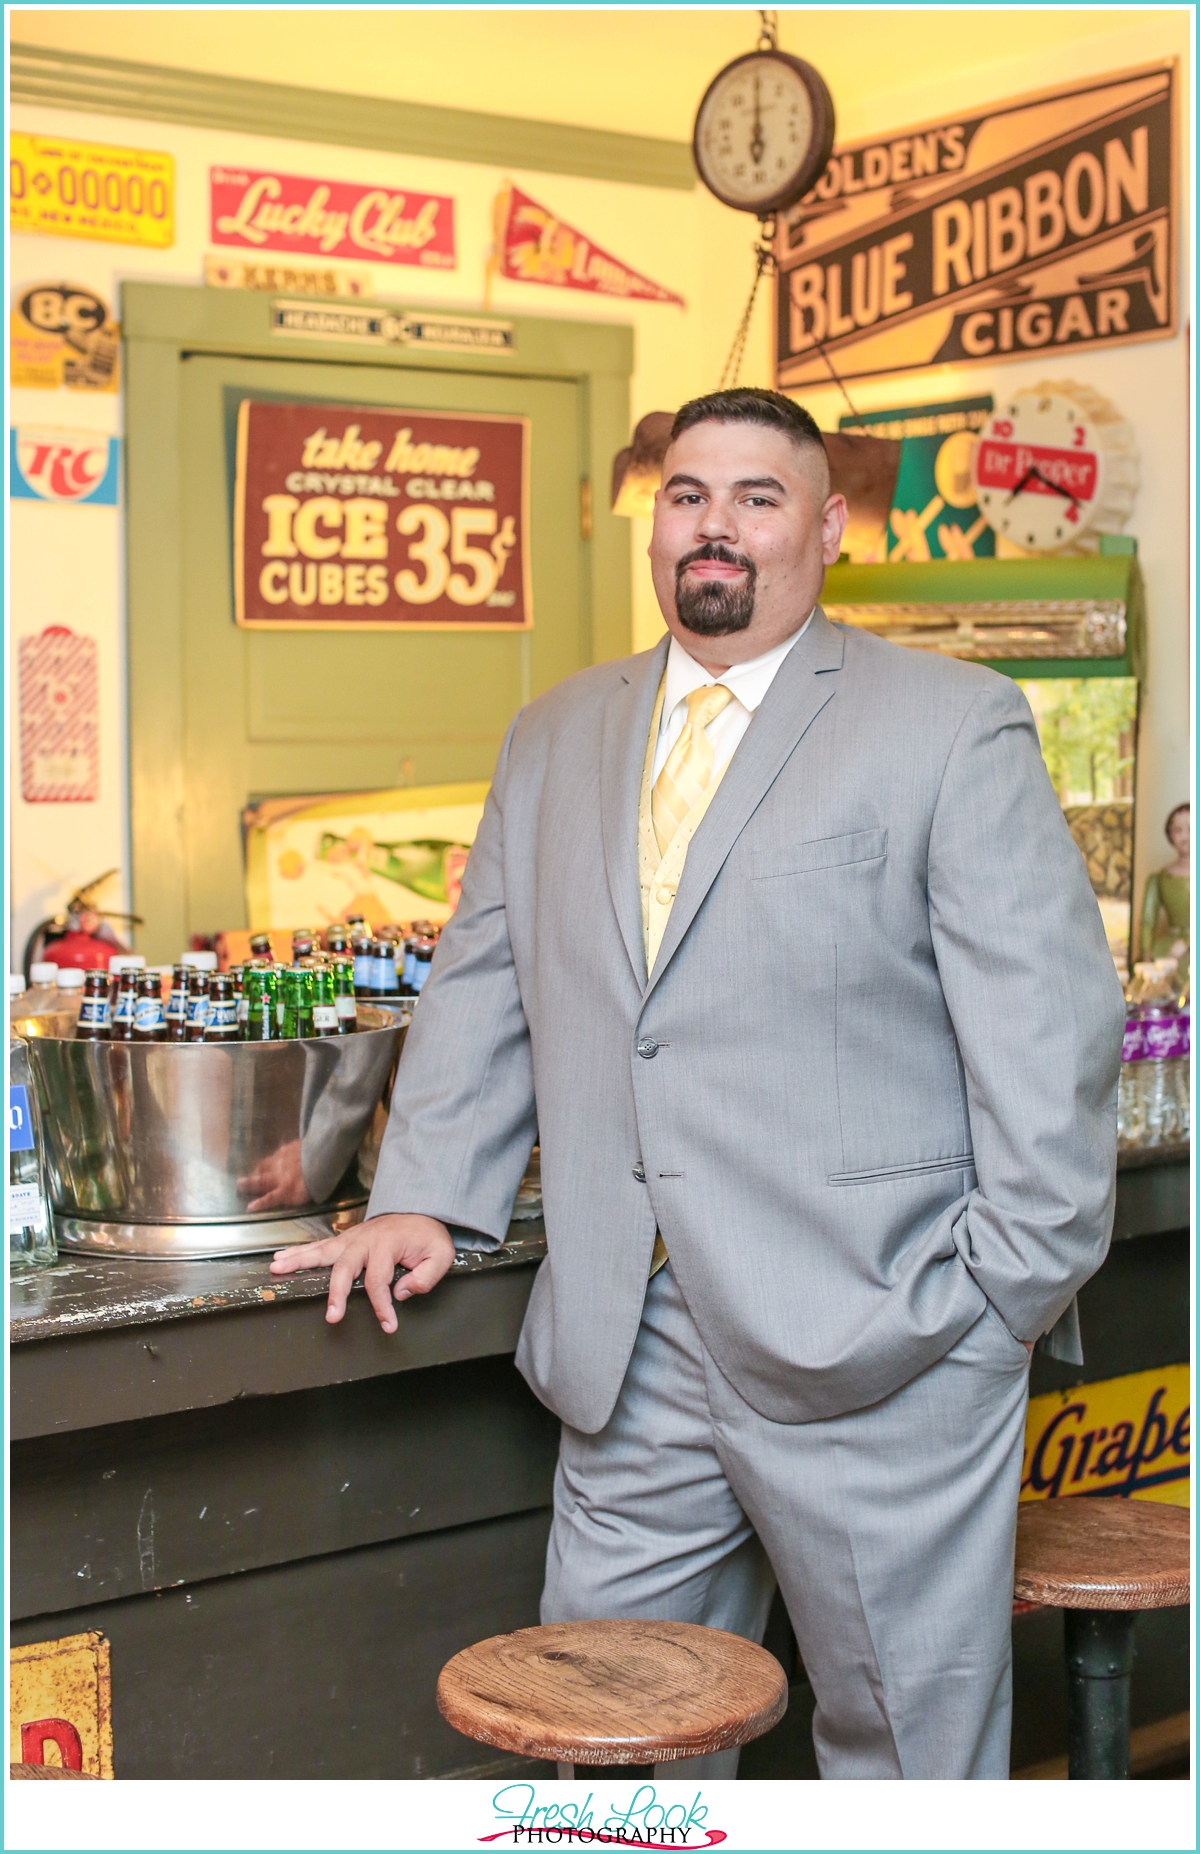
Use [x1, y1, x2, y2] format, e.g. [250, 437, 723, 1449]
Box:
[693, 51, 835, 216]
[973, 391, 1105, 552]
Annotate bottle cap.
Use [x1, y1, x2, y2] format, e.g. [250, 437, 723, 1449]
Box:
[29, 962, 59, 983]
[191, 951, 219, 971]
[109, 955, 146, 973]
[55, 968, 86, 989]
[9, 974, 27, 997]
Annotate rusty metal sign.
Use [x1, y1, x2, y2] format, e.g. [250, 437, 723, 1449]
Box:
[10, 1631, 114, 1777]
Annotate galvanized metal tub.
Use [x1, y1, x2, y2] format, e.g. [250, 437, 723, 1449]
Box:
[25, 1007, 405, 1257]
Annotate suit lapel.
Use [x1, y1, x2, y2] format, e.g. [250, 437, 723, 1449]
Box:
[600, 635, 671, 987]
[643, 608, 845, 1002]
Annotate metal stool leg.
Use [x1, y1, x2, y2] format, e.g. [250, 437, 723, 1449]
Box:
[1064, 1609, 1138, 1779]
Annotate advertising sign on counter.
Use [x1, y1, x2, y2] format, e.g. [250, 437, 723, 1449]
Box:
[10, 427, 120, 504]
[211, 166, 455, 270]
[10, 282, 119, 391]
[10, 1632, 113, 1776]
[18, 626, 100, 804]
[777, 62, 1176, 387]
[10, 133, 174, 248]
[234, 400, 530, 630]
[491, 181, 685, 305]
[1022, 1361, 1189, 1505]
[243, 783, 488, 930]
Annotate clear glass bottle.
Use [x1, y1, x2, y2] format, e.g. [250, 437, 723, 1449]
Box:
[9, 1039, 56, 1268]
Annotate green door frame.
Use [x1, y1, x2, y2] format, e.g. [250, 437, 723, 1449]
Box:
[122, 281, 632, 957]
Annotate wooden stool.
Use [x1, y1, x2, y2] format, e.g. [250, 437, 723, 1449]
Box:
[9, 1763, 99, 1779]
[1014, 1499, 1190, 1780]
[438, 1619, 788, 1777]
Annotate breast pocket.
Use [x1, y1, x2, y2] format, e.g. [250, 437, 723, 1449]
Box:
[750, 827, 887, 881]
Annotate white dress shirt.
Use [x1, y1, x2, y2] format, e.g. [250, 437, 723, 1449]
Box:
[651, 612, 814, 784]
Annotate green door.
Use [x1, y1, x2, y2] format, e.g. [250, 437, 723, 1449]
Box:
[171, 354, 585, 946]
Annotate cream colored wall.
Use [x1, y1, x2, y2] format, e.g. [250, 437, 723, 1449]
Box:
[8, 8, 1192, 960]
[7, 99, 752, 957]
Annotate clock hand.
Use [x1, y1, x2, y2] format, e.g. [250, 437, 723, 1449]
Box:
[750, 71, 765, 166]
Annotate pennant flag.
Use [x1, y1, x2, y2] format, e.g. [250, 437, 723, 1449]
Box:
[489, 183, 684, 308]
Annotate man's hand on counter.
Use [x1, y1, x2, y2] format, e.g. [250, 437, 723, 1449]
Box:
[269, 1213, 457, 1332]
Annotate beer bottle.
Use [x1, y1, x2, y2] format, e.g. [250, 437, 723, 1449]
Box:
[373, 938, 399, 998]
[184, 967, 210, 1041]
[411, 937, 436, 994]
[280, 969, 307, 1039]
[165, 963, 189, 1040]
[243, 967, 272, 1041]
[398, 936, 418, 995]
[132, 971, 167, 1041]
[204, 974, 239, 1041]
[231, 964, 246, 1029]
[291, 929, 316, 961]
[311, 967, 338, 1036]
[77, 969, 112, 1042]
[346, 913, 368, 934]
[324, 924, 349, 955]
[333, 960, 357, 1034]
[249, 931, 274, 960]
[352, 932, 375, 1000]
[111, 964, 140, 1041]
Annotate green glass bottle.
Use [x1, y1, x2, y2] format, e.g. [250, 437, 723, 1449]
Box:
[333, 959, 357, 1034]
[244, 967, 274, 1041]
[311, 967, 338, 1037]
[281, 968, 315, 1039]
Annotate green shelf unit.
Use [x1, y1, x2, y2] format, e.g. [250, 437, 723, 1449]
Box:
[822, 550, 1145, 682]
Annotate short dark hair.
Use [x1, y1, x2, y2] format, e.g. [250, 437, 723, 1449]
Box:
[671, 387, 826, 464]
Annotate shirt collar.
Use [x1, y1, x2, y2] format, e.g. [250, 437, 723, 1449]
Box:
[662, 611, 814, 719]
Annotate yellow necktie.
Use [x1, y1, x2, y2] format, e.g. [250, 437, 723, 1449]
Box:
[651, 683, 735, 857]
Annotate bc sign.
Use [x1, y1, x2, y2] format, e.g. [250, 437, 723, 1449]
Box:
[10, 426, 119, 504]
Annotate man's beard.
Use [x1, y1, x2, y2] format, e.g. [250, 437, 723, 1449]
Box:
[674, 544, 757, 636]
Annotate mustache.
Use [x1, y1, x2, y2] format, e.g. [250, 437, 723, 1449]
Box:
[675, 543, 755, 579]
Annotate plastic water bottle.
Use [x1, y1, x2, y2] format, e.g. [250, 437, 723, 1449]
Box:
[1123, 960, 1187, 1149]
[9, 1039, 56, 1268]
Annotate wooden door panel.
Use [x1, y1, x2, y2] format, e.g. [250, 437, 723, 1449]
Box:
[177, 354, 583, 938]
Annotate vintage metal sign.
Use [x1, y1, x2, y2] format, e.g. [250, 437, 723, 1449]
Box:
[10, 133, 174, 248]
[10, 282, 119, 391]
[10, 1632, 114, 1776]
[18, 626, 100, 803]
[776, 62, 1176, 388]
[10, 427, 120, 505]
[1022, 1361, 1189, 1505]
[211, 165, 455, 271]
[491, 182, 685, 306]
[205, 252, 373, 298]
[234, 400, 530, 630]
[268, 298, 514, 354]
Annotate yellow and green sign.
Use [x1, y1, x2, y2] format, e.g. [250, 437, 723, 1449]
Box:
[10, 133, 174, 248]
[1022, 1362, 1189, 1507]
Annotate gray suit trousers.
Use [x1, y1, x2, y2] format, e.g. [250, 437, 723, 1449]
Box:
[542, 1265, 1031, 1780]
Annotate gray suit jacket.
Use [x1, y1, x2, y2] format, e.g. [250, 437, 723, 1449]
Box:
[368, 611, 1125, 1430]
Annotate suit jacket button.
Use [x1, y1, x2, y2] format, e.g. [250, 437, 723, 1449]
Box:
[636, 1038, 659, 1059]
[632, 1163, 646, 1182]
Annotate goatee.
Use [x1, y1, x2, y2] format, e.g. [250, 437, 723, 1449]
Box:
[674, 544, 757, 636]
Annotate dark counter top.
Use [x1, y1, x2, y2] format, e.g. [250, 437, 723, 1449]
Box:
[9, 1221, 547, 1345]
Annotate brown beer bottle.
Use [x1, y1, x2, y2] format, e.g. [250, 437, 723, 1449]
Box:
[111, 965, 139, 1042]
[204, 974, 240, 1041]
[132, 971, 167, 1041]
[76, 969, 112, 1041]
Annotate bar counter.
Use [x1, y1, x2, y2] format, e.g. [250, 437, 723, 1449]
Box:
[10, 1156, 1189, 1779]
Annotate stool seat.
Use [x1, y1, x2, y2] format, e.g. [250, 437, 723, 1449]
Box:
[437, 1619, 788, 1766]
[1015, 1498, 1190, 1610]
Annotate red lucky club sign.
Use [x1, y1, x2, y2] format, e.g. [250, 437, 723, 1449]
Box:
[491, 182, 684, 306]
[234, 400, 530, 630]
[210, 166, 455, 271]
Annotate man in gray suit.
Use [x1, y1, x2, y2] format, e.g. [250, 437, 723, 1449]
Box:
[273, 388, 1123, 1779]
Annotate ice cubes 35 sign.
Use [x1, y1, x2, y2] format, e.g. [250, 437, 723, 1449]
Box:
[233, 401, 531, 630]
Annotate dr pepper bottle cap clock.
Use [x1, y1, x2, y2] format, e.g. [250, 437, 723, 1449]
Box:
[972, 381, 1139, 554]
